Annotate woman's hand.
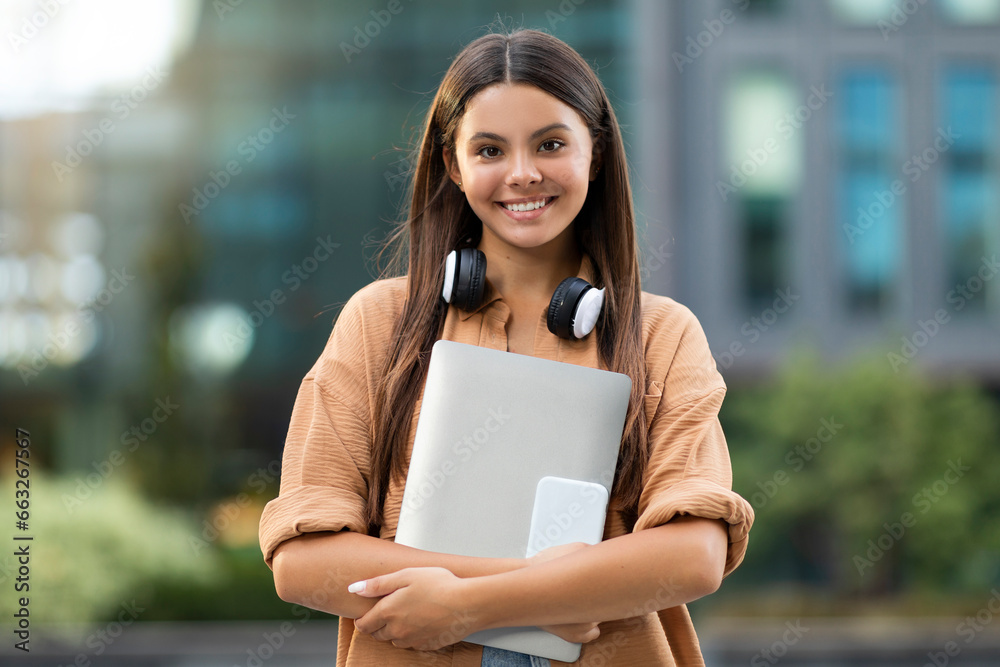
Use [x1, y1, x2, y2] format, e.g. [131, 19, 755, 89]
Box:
[528, 542, 601, 644]
[350, 567, 478, 651]
[351, 544, 603, 651]
[539, 620, 601, 644]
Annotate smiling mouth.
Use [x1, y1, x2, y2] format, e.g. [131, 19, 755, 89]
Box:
[497, 197, 555, 212]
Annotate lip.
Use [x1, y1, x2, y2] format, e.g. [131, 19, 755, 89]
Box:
[495, 196, 557, 221]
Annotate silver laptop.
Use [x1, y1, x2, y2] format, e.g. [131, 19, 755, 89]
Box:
[394, 340, 631, 662]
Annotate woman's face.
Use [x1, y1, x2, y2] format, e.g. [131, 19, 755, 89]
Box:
[445, 83, 598, 255]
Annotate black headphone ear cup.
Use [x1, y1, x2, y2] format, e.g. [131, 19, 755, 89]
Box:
[452, 248, 486, 311]
[465, 248, 486, 311]
[547, 277, 592, 339]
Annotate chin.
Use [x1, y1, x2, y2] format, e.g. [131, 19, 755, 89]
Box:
[493, 230, 572, 252]
[475, 207, 577, 251]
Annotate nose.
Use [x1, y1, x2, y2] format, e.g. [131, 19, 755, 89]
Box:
[505, 150, 541, 187]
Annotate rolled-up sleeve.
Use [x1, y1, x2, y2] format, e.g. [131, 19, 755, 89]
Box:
[634, 303, 754, 577]
[258, 287, 385, 568]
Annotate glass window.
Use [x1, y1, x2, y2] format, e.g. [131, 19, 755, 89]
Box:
[837, 68, 900, 314]
[938, 0, 1000, 23]
[942, 66, 998, 313]
[723, 71, 801, 311]
[744, 0, 788, 16]
[829, 0, 899, 23]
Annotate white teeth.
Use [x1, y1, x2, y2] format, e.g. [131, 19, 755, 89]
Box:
[504, 198, 548, 212]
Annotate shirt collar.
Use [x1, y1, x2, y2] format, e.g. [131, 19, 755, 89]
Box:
[457, 253, 596, 321]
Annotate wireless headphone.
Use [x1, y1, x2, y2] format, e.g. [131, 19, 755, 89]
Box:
[441, 248, 605, 340]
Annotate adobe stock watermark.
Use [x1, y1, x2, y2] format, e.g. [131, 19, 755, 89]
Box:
[222, 236, 340, 353]
[546, 0, 587, 30]
[672, 0, 750, 73]
[233, 564, 349, 666]
[749, 417, 843, 510]
[361, 227, 390, 250]
[854, 459, 970, 576]
[179, 106, 296, 225]
[578, 577, 682, 664]
[0, 555, 17, 586]
[878, 0, 930, 40]
[383, 155, 412, 193]
[51, 66, 169, 182]
[18, 267, 136, 385]
[923, 587, 1000, 667]
[213, 0, 244, 20]
[844, 127, 959, 245]
[189, 458, 282, 556]
[61, 397, 179, 513]
[750, 620, 810, 667]
[717, 84, 833, 202]
[526, 483, 607, 557]
[7, 0, 72, 54]
[234, 622, 299, 667]
[713, 287, 800, 370]
[401, 406, 512, 513]
[62, 599, 145, 666]
[887, 254, 998, 372]
[639, 242, 673, 282]
[340, 0, 414, 64]
[579, 630, 629, 667]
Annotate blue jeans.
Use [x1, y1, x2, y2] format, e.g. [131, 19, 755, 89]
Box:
[481, 646, 552, 667]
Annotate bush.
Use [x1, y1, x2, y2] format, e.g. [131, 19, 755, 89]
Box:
[140, 545, 305, 621]
[723, 352, 1000, 600]
[0, 472, 222, 627]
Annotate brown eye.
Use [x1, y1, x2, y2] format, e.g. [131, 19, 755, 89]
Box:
[539, 140, 564, 152]
[477, 146, 501, 158]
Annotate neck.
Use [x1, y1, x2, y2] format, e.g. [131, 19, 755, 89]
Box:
[477, 229, 583, 304]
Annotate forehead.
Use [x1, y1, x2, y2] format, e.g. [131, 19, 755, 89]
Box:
[456, 83, 590, 141]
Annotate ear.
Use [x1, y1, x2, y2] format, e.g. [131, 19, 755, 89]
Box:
[589, 155, 603, 181]
[589, 131, 605, 181]
[443, 145, 463, 188]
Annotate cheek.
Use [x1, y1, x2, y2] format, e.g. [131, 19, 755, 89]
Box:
[557, 150, 593, 179]
[467, 181, 499, 207]
[464, 163, 505, 194]
[552, 160, 592, 195]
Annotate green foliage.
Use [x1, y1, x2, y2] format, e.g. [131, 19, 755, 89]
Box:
[0, 472, 222, 626]
[140, 545, 305, 621]
[723, 351, 1000, 598]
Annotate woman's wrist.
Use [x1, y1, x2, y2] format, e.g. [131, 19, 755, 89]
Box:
[459, 572, 501, 635]
[477, 556, 529, 576]
[460, 551, 577, 632]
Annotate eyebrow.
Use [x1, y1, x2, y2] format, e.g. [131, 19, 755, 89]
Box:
[467, 122, 572, 144]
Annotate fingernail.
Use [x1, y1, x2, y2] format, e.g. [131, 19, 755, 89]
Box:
[348, 580, 366, 594]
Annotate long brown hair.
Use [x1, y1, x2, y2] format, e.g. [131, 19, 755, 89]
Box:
[366, 28, 648, 533]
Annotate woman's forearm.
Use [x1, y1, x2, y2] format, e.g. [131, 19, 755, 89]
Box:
[466, 517, 729, 631]
[272, 531, 525, 619]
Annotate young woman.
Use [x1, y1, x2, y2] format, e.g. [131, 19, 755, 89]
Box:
[259, 28, 753, 667]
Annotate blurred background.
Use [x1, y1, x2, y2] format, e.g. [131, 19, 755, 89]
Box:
[1, 0, 998, 664]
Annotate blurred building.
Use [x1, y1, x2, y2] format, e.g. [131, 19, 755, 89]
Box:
[1, 0, 998, 485]
[0, 0, 633, 489]
[633, 0, 1000, 384]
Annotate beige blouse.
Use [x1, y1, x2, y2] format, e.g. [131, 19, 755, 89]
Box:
[258, 254, 754, 666]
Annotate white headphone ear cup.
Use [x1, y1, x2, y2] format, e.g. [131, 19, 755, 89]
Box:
[442, 250, 457, 303]
[572, 287, 605, 339]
